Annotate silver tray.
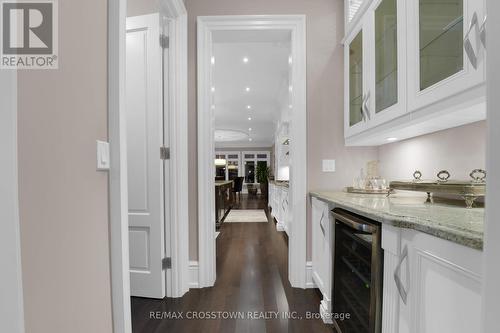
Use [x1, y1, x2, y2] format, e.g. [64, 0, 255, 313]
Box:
[389, 169, 486, 208]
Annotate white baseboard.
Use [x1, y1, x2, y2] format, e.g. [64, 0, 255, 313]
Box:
[306, 261, 317, 289]
[320, 299, 333, 324]
[188, 261, 199, 288]
[276, 221, 285, 232]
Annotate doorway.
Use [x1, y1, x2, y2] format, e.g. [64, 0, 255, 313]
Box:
[197, 15, 307, 289]
[107, 0, 188, 331]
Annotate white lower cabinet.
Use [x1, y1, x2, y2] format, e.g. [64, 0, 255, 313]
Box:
[269, 184, 290, 235]
[311, 197, 334, 323]
[382, 225, 483, 333]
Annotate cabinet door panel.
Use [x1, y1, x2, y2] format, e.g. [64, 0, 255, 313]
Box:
[400, 230, 482, 333]
[375, 0, 398, 112]
[349, 31, 364, 127]
[407, 0, 485, 112]
[412, 250, 481, 333]
[345, 19, 371, 138]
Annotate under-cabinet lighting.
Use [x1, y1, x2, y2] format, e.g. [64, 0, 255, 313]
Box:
[387, 137, 398, 142]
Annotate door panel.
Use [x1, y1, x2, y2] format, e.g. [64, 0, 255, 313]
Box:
[126, 14, 165, 299]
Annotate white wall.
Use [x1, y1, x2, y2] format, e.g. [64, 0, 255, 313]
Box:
[482, 0, 500, 330]
[0, 72, 25, 333]
[378, 121, 486, 181]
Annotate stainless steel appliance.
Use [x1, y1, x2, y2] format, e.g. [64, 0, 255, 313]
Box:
[331, 208, 383, 333]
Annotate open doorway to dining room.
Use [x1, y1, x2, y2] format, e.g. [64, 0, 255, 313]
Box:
[197, 15, 307, 289]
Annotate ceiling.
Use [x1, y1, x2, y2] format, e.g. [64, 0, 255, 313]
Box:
[212, 30, 291, 148]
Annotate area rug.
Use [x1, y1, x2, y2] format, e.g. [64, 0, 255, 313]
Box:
[225, 209, 268, 223]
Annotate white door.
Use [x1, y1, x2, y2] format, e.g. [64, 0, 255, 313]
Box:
[126, 14, 166, 299]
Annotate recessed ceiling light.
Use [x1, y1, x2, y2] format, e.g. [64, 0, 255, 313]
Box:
[248, 128, 252, 131]
[211, 105, 215, 110]
[248, 117, 252, 121]
[243, 57, 249, 63]
[249, 138, 253, 142]
[245, 87, 250, 92]
[211, 87, 215, 92]
[288, 56, 292, 65]
[387, 137, 398, 142]
[211, 56, 215, 65]
[289, 104, 293, 109]
[247, 105, 251, 109]
[289, 86, 293, 92]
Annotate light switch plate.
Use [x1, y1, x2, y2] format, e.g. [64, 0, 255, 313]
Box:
[322, 159, 336, 172]
[96, 140, 110, 171]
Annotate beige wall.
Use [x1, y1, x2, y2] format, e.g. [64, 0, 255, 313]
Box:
[185, 0, 379, 260]
[17, 0, 112, 332]
[378, 121, 486, 180]
[127, 0, 159, 17]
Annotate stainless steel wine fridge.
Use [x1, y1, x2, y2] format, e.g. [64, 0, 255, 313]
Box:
[331, 208, 383, 333]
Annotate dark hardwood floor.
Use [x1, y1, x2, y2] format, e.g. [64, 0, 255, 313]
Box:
[232, 193, 268, 210]
[131, 204, 332, 333]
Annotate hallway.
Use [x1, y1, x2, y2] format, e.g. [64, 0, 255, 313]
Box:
[131, 208, 332, 333]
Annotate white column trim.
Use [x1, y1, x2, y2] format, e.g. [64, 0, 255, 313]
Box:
[197, 15, 307, 288]
[161, 0, 190, 299]
[482, 1, 500, 331]
[0, 69, 25, 333]
[108, 0, 132, 332]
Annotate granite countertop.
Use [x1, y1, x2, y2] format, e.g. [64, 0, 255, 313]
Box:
[310, 191, 484, 250]
[215, 180, 233, 187]
[270, 180, 289, 187]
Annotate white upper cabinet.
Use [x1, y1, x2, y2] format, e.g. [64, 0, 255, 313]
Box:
[345, 0, 367, 34]
[407, 0, 485, 111]
[344, 19, 371, 137]
[344, 0, 487, 146]
[368, 0, 407, 126]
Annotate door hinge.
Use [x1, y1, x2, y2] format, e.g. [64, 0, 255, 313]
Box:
[160, 34, 169, 49]
[162, 257, 172, 270]
[160, 147, 170, 160]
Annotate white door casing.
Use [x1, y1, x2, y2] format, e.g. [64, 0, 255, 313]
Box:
[109, 0, 188, 331]
[126, 13, 166, 299]
[0, 69, 25, 332]
[197, 15, 307, 289]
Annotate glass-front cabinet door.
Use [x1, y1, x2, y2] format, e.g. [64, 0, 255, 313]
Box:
[367, 0, 407, 125]
[407, 0, 485, 112]
[344, 20, 370, 137]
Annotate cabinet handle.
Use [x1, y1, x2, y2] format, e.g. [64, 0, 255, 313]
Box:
[363, 91, 371, 120]
[464, 12, 479, 70]
[319, 210, 326, 235]
[360, 93, 366, 121]
[479, 15, 487, 49]
[394, 245, 409, 305]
